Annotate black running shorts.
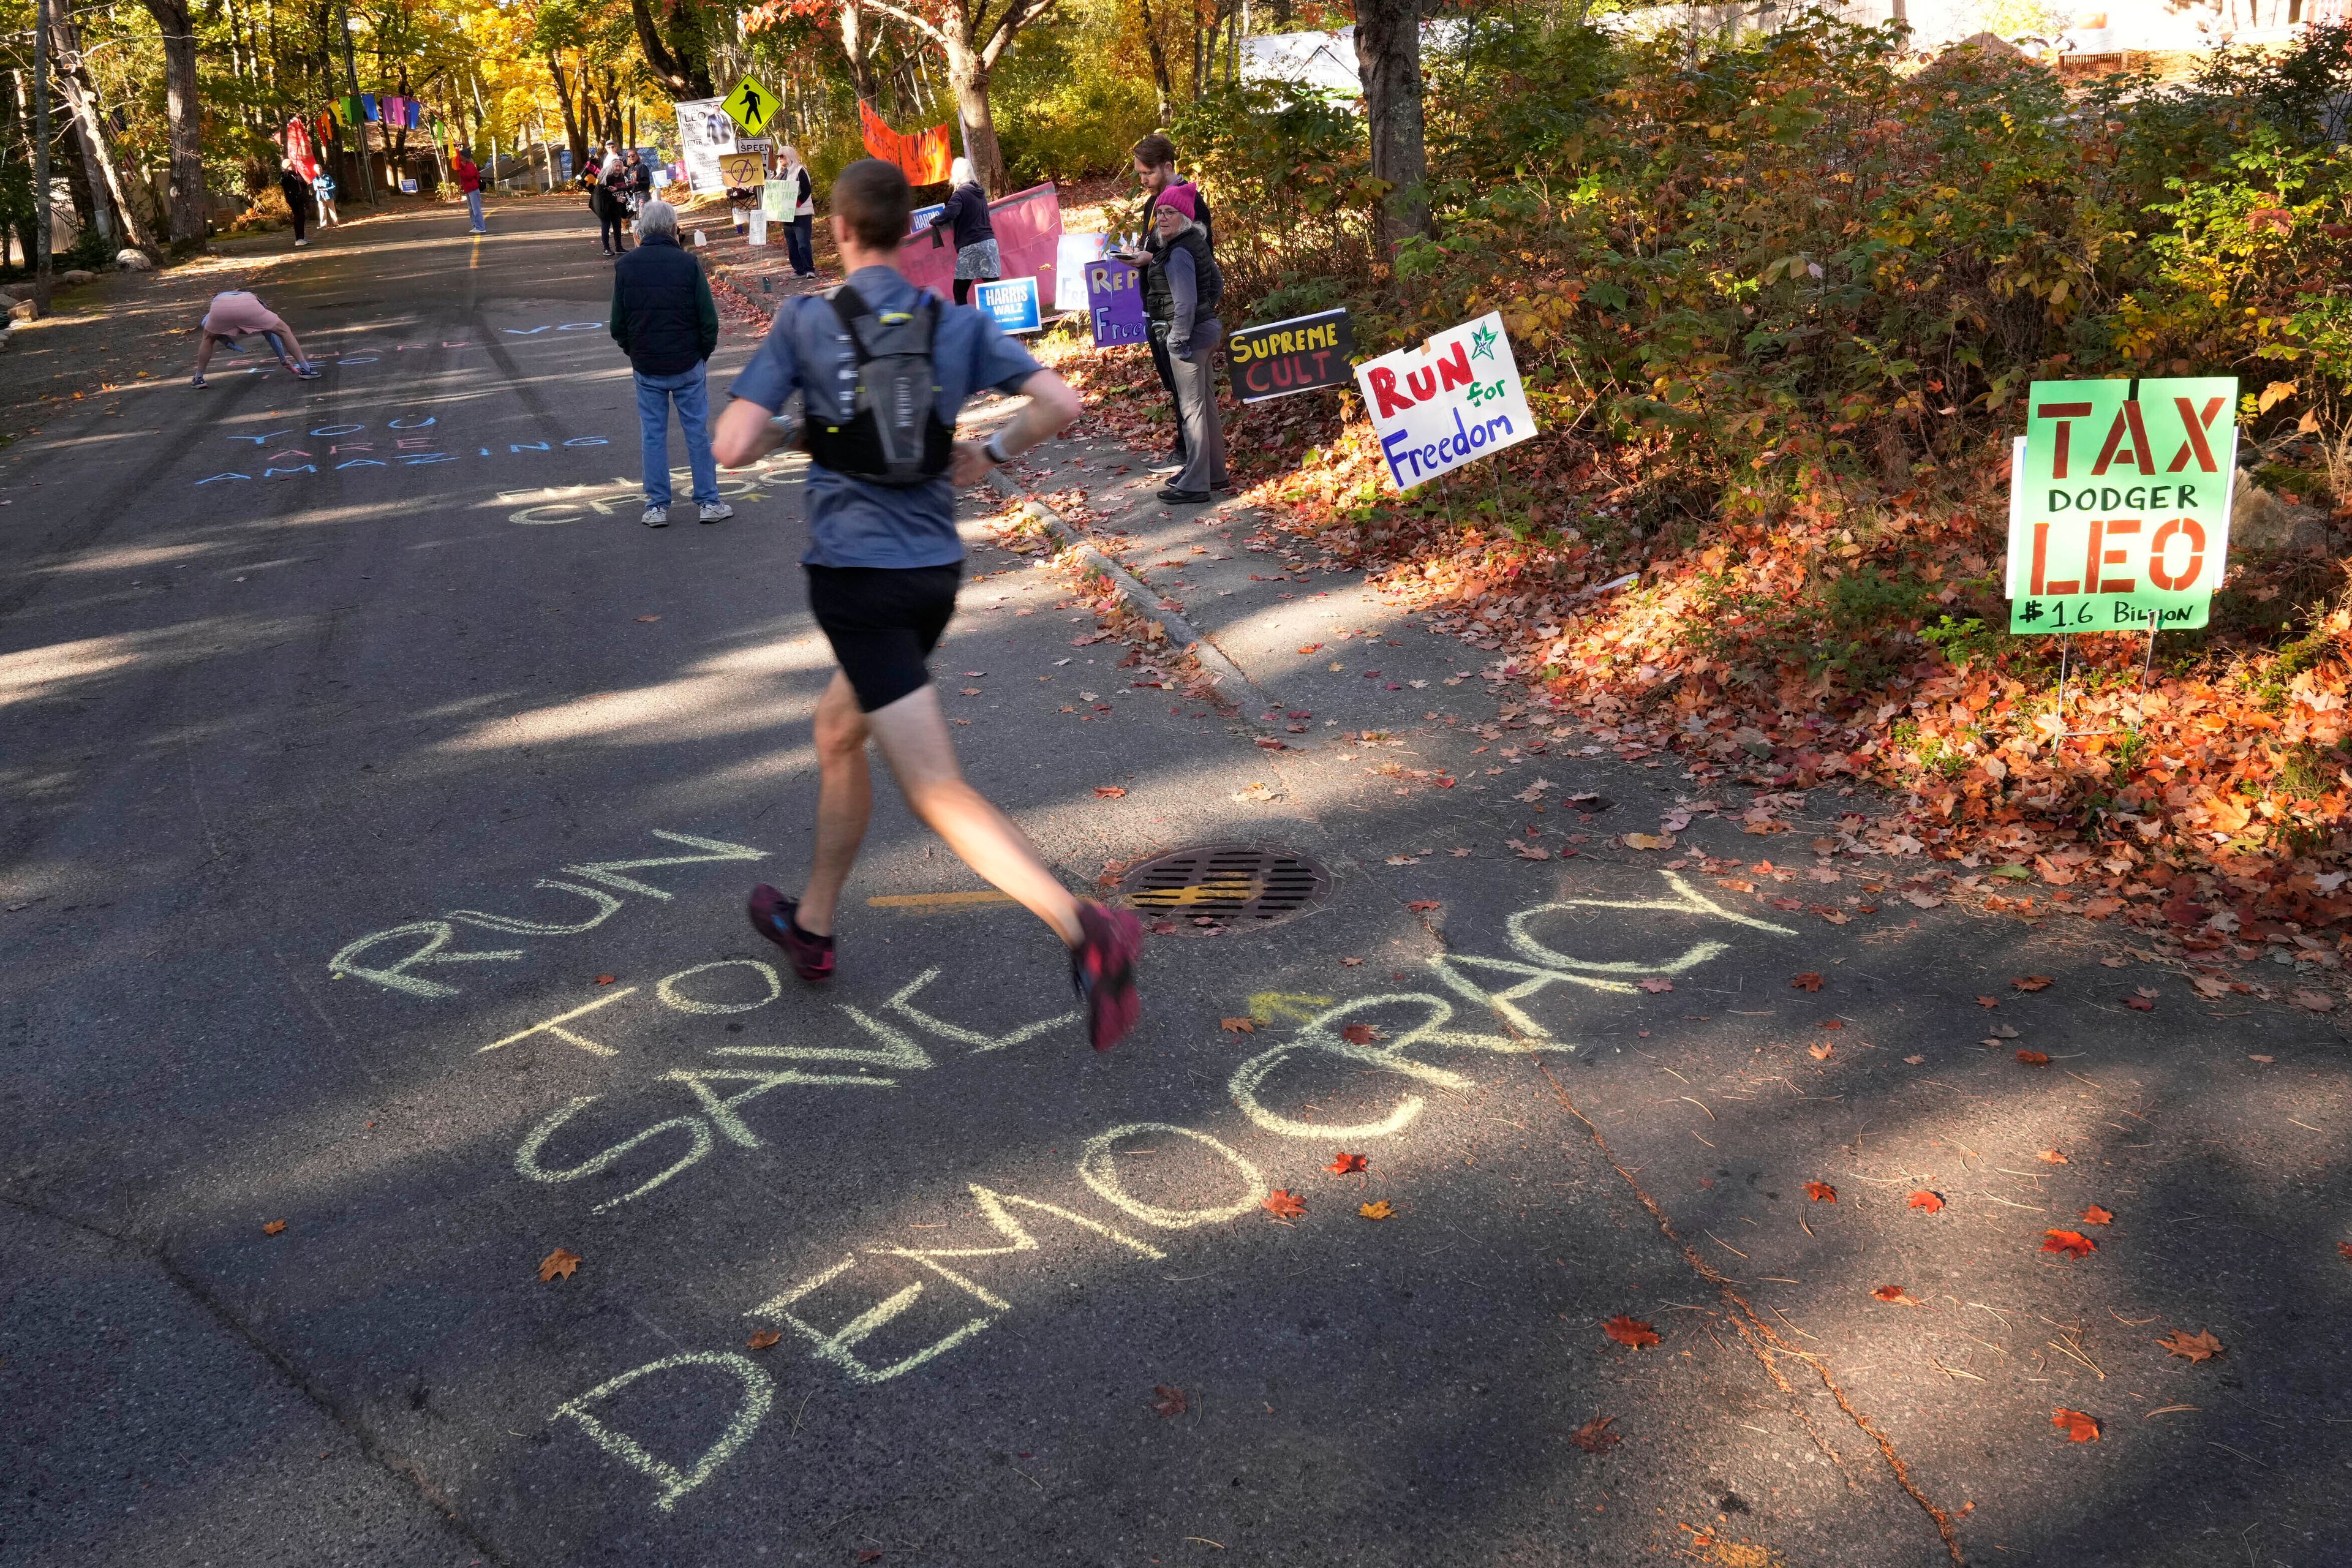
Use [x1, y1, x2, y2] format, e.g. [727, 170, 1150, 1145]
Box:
[805, 563, 963, 713]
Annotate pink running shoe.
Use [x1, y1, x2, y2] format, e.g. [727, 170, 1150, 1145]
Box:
[1071, 902, 1144, 1050]
[747, 884, 834, 983]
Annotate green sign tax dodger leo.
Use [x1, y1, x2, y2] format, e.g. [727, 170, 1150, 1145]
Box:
[2005, 376, 2238, 633]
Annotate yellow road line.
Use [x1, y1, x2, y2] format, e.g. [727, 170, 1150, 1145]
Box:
[470, 233, 480, 271]
[866, 889, 1019, 910]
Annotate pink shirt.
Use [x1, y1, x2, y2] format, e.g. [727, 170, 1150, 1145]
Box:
[202, 291, 280, 337]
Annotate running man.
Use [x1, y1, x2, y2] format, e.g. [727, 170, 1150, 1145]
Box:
[710, 157, 1144, 1050]
[189, 290, 320, 386]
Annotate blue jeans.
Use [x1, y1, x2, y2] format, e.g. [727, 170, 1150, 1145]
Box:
[635, 362, 719, 507]
[466, 189, 484, 230]
[785, 215, 814, 276]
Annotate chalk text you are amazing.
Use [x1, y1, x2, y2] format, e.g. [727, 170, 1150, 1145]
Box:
[435, 864, 1790, 1513]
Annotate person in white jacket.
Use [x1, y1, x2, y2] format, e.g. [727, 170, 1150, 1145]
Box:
[777, 145, 818, 277]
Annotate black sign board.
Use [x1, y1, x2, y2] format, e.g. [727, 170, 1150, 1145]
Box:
[1227, 307, 1354, 404]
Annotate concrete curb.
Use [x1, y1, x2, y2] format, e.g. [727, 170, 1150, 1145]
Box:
[984, 473, 1278, 716]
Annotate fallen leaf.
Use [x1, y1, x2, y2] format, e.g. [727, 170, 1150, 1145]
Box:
[2013, 975, 2054, 992]
[2080, 1205, 2114, 1226]
[1975, 996, 2000, 1009]
[2248, 1054, 2272, 1063]
[2016, 1049, 2051, 1066]
[1637, 977, 1675, 993]
[1510, 840, 1553, 861]
[2339, 1241, 2352, 1262]
[1329, 1152, 1368, 1175]
[1807, 1041, 1835, 1061]
[262, 1219, 288, 1235]
[2038, 1148, 2070, 1164]
[747, 1329, 782, 1351]
[857, 1554, 883, 1566]
[595, 973, 617, 986]
[1263, 1189, 1306, 1219]
[2123, 995, 2154, 1012]
[1904, 889, 1945, 908]
[2192, 974, 2232, 999]
[1408, 899, 1442, 913]
[1360, 1200, 1395, 1220]
[634, 615, 660, 623]
[2291, 990, 2337, 1013]
[1872, 1285, 1923, 1306]
[1568, 1414, 1621, 1452]
[1804, 1181, 1837, 1203]
[1340, 1023, 1379, 1045]
[2041, 1229, 2097, 1259]
[1604, 1315, 1660, 1349]
[1904, 1054, 1926, 1065]
[1989, 1023, 2020, 1039]
[1340, 957, 1364, 967]
[1790, 971, 1824, 992]
[2052, 1408, 2101, 1442]
[2101, 956, 2132, 968]
[1623, 832, 1675, 851]
[2157, 1329, 2223, 1363]
[1907, 1190, 1945, 1213]
[538, 1246, 582, 1282]
[1150, 1384, 1188, 1418]
[1220, 1017, 1257, 1035]
[1093, 785, 1127, 799]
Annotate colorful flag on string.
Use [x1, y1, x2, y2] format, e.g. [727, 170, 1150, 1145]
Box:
[858, 100, 953, 186]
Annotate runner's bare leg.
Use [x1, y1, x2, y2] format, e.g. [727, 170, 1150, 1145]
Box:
[192, 330, 221, 379]
[793, 671, 874, 937]
[859, 684, 1084, 946]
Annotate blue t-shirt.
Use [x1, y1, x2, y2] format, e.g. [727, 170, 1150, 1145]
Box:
[729, 265, 1042, 569]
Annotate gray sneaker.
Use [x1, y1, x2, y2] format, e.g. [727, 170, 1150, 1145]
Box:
[641, 504, 669, 527]
[698, 501, 734, 524]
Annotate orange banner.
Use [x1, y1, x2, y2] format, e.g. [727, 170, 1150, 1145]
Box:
[858, 100, 954, 186]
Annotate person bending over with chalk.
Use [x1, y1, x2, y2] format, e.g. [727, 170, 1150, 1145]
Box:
[190, 290, 320, 386]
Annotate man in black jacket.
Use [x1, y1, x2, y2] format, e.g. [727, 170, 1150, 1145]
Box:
[609, 199, 731, 527]
[279, 160, 314, 249]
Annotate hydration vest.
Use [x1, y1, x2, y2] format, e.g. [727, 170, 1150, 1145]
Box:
[799, 285, 953, 488]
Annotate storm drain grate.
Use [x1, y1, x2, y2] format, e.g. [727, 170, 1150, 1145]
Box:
[1119, 843, 1329, 933]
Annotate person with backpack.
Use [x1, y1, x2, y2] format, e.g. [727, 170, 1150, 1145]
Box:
[1134, 183, 1227, 503]
[609, 199, 731, 527]
[709, 157, 1145, 1051]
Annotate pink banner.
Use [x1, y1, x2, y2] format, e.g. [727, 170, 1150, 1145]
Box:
[899, 183, 1066, 312]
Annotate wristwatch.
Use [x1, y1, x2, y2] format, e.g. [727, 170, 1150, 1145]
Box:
[983, 431, 1012, 466]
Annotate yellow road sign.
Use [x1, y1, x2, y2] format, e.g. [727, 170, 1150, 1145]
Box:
[722, 77, 780, 137]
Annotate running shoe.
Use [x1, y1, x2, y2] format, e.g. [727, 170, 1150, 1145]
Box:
[641, 504, 669, 527]
[698, 501, 734, 524]
[293, 365, 322, 380]
[190, 375, 207, 388]
[748, 884, 834, 983]
[1070, 902, 1144, 1051]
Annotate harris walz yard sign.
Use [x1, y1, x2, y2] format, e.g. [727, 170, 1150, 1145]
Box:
[2007, 377, 2239, 633]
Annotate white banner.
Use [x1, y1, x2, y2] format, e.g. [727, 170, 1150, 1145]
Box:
[1353, 311, 1537, 492]
[674, 97, 734, 195]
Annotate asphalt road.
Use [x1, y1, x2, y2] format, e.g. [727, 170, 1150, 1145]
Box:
[3, 197, 2348, 1568]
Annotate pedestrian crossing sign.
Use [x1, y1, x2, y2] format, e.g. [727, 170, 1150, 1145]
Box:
[722, 78, 780, 137]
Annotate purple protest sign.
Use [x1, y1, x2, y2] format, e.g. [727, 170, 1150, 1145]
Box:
[1085, 258, 1147, 347]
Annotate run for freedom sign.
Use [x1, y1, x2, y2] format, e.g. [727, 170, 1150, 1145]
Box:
[1354, 312, 1536, 492]
[2006, 377, 2239, 633]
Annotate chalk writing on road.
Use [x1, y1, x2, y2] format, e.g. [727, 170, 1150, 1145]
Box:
[541, 873, 1793, 1512]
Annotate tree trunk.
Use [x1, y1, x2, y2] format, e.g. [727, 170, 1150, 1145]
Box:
[628, 0, 714, 98]
[941, 32, 1003, 194]
[1135, 0, 1174, 122]
[52, 4, 153, 247]
[548, 54, 587, 173]
[1354, 0, 1430, 257]
[839, 0, 883, 105]
[139, 0, 207, 247]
